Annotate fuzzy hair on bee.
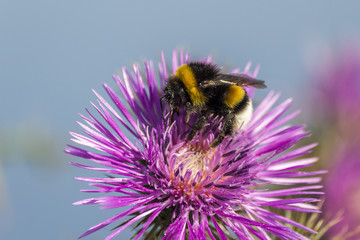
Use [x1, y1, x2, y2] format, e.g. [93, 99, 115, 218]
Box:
[163, 61, 266, 148]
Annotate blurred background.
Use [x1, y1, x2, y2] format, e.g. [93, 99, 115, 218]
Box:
[1, 1, 359, 239]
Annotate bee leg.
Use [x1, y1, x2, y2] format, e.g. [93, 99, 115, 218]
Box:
[184, 103, 198, 129]
[184, 102, 194, 123]
[185, 112, 193, 128]
[160, 96, 167, 126]
[186, 111, 210, 143]
[210, 113, 235, 148]
[210, 135, 224, 148]
[169, 111, 174, 125]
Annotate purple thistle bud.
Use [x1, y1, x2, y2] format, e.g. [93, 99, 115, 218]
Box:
[66, 50, 324, 240]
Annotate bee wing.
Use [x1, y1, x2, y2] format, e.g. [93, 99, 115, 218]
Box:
[212, 74, 267, 89]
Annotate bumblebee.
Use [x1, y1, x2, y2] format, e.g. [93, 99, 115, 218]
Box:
[163, 62, 266, 147]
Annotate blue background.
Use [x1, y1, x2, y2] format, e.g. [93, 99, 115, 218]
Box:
[0, 1, 359, 239]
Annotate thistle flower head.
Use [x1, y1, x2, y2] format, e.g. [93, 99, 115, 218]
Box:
[66, 50, 324, 240]
[313, 48, 360, 135]
[311, 47, 360, 239]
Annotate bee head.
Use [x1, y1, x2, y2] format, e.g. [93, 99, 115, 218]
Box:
[163, 76, 188, 113]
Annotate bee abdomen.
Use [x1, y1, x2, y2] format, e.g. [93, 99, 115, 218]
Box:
[233, 99, 253, 132]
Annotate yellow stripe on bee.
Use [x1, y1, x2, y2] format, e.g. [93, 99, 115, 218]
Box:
[175, 64, 206, 105]
[224, 85, 245, 108]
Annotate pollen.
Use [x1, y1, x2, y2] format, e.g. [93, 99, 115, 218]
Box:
[177, 150, 206, 179]
[173, 145, 209, 179]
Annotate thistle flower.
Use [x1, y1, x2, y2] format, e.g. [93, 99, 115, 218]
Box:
[309, 47, 360, 239]
[312, 47, 360, 139]
[324, 145, 360, 239]
[66, 50, 324, 240]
